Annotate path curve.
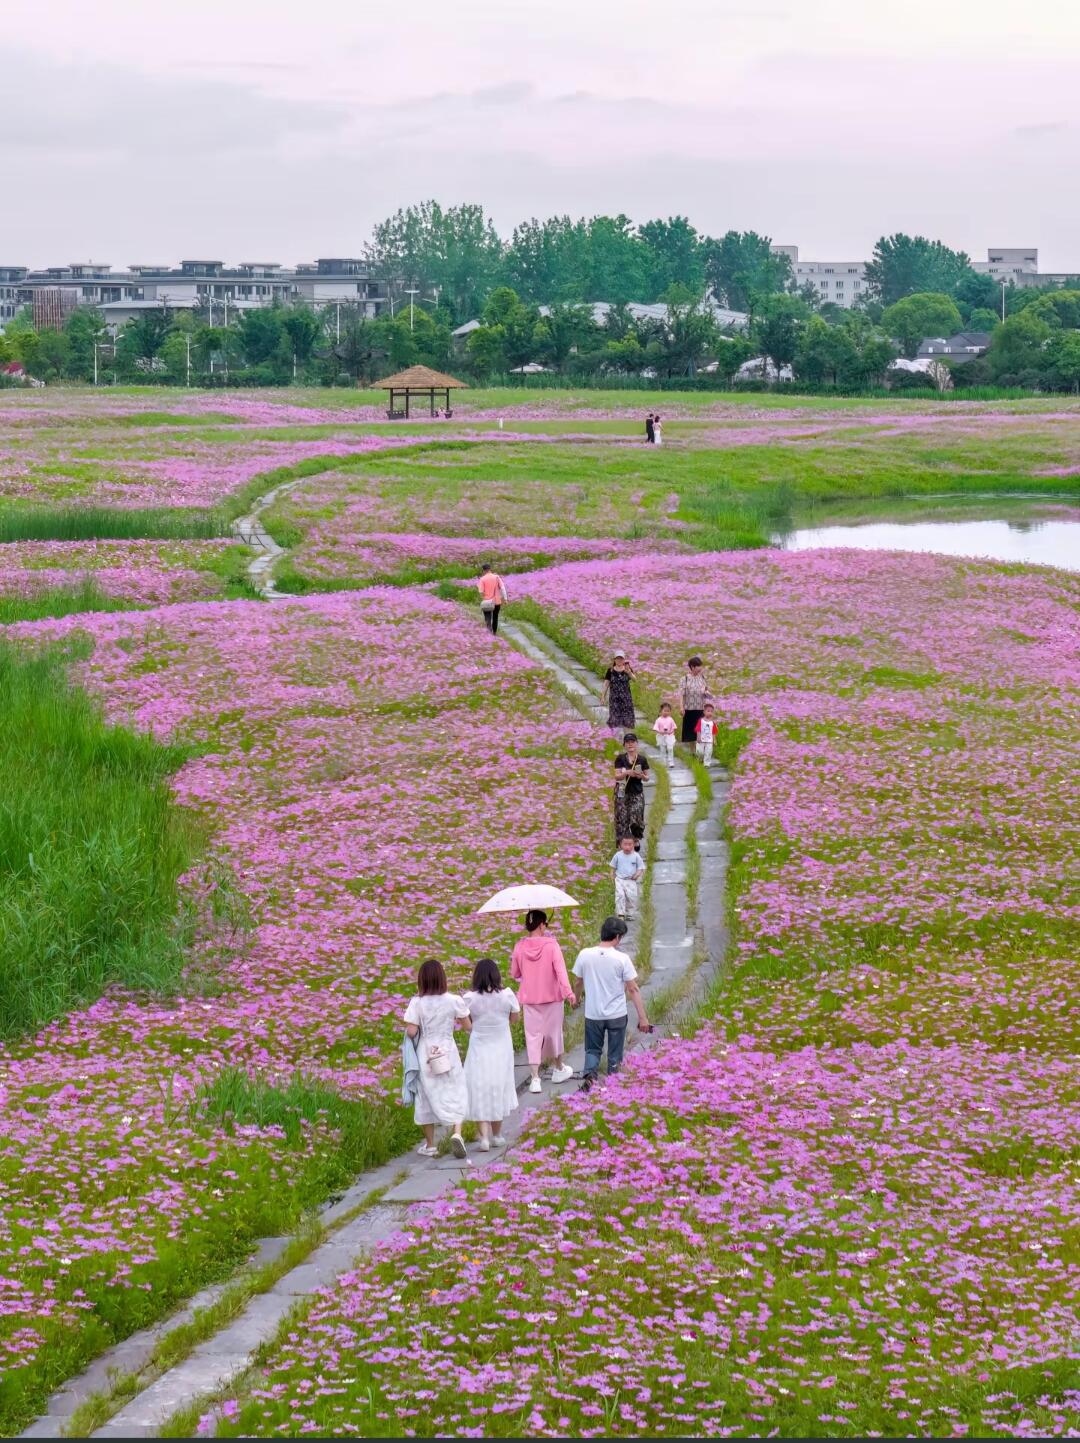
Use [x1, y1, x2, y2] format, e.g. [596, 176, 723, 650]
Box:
[21, 568, 728, 1439]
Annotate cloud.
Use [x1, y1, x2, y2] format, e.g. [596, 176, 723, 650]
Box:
[1012, 120, 1067, 137]
[2, 52, 344, 155]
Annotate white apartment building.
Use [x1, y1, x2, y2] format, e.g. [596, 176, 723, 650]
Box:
[771, 246, 867, 307]
[0, 258, 386, 332]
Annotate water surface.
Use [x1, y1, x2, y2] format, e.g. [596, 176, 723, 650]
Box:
[776, 506, 1080, 573]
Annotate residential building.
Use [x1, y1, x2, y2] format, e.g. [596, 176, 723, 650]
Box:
[0, 258, 387, 332]
[916, 331, 991, 363]
[771, 246, 867, 307]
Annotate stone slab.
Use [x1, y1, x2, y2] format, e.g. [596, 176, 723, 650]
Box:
[651, 861, 687, 884]
[382, 1169, 463, 1203]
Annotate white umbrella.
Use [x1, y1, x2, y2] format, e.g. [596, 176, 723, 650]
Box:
[478, 883, 580, 915]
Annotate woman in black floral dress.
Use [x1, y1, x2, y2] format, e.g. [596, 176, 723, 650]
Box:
[602, 651, 636, 737]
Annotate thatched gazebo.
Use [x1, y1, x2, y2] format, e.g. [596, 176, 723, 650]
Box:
[376, 365, 468, 419]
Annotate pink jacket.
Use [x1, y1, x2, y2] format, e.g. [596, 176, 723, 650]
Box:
[510, 933, 574, 1005]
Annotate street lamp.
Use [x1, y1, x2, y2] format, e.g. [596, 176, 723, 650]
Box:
[404, 287, 420, 331]
[1001, 279, 1007, 324]
[93, 341, 113, 386]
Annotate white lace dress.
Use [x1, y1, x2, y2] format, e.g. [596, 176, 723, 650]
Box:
[403, 992, 470, 1126]
[464, 988, 520, 1122]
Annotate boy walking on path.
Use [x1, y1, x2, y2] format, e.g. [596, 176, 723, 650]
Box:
[610, 836, 645, 918]
[572, 917, 652, 1088]
[695, 703, 719, 766]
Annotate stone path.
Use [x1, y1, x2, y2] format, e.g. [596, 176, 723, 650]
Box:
[20, 567, 728, 1439]
[230, 477, 308, 598]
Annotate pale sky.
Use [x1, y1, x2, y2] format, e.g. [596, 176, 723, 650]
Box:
[3, 0, 1079, 269]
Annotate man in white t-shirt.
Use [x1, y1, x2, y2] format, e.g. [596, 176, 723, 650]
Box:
[572, 916, 653, 1088]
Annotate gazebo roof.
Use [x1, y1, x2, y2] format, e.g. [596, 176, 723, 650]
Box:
[375, 365, 468, 391]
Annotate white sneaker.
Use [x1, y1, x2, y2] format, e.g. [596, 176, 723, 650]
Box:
[550, 1064, 575, 1084]
[478, 1137, 491, 1152]
[416, 1143, 438, 1158]
[490, 1133, 507, 1146]
[529, 1076, 542, 1093]
[450, 1134, 467, 1159]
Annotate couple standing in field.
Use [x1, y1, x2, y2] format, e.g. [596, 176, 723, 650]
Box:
[644, 413, 664, 445]
[402, 912, 653, 1158]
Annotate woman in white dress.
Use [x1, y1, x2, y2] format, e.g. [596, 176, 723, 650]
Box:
[403, 959, 471, 1159]
[464, 958, 520, 1150]
[653, 414, 663, 446]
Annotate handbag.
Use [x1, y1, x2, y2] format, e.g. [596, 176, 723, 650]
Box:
[426, 1042, 453, 1075]
[480, 599, 496, 613]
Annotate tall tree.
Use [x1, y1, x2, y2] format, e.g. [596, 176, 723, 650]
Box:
[501, 216, 590, 302]
[864, 234, 971, 306]
[988, 309, 1053, 381]
[637, 216, 705, 300]
[365, 202, 503, 322]
[585, 215, 649, 304]
[881, 293, 963, 359]
[751, 293, 810, 379]
[63, 306, 107, 381]
[703, 232, 792, 313]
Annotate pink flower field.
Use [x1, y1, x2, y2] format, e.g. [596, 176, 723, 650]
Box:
[209, 549, 1080, 1439]
[0, 590, 612, 1426]
[0, 538, 241, 606]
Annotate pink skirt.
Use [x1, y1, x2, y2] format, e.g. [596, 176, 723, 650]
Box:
[523, 999, 565, 1065]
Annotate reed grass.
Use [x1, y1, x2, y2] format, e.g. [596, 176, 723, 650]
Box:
[0, 640, 203, 1038]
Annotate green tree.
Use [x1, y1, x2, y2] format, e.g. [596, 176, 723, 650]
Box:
[533, 302, 596, 372]
[637, 216, 705, 300]
[116, 308, 174, 375]
[988, 308, 1052, 381]
[650, 296, 720, 377]
[966, 308, 1001, 333]
[1044, 329, 1080, 391]
[334, 311, 383, 382]
[953, 269, 1002, 321]
[62, 306, 107, 381]
[1028, 289, 1080, 329]
[365, 201, 504, 322]
[501, 216, 590, 302]
[282, 306, 322, 364]
[584, 215, 649, 303]
[751, 293, 810, 380]
[881, 293, 962, 359]
[864, 234, 971, 305]
[703, 232, 792, 313]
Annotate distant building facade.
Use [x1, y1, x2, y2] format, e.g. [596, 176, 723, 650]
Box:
[916, 331, 992, 363]
[971, 248, 1079, 290]
[771, 246, 867, 307]
[0, 258, 387, 332]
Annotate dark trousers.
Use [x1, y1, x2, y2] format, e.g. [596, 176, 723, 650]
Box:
[584, 1016, 628, 1080]
[681, 708, 703, 743]
[483, 604, 501, 635]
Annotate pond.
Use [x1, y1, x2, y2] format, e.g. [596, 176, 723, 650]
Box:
[774, 497, 1080, 573]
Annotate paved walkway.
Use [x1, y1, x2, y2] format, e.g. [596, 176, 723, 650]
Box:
[20, 538, 729, 1439]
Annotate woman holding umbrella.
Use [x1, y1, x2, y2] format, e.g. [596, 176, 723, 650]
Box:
[510, 909, 576, 1093]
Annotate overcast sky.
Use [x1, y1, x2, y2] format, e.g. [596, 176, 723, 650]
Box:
[4, 0, 1078, 269]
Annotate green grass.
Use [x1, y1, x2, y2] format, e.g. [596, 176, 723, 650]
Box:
[198, 1069, 415, 1168]
[0, 639, 204, 1038]
[0, 579, 141, 623]
[0, 506, 228, 542]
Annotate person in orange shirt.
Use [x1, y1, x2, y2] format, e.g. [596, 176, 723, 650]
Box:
[477, 563, 508, 634]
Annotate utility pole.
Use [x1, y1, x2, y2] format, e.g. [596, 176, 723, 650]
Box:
[1001, 280, 1007, 324]
[405, 287, 419, 331]
[335, 303, 341, 343]
[185, 332, 191, 386]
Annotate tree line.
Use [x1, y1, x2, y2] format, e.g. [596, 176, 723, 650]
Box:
[3, 204, 1080, 392]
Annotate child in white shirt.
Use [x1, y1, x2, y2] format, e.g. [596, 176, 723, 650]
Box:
[653, 702, 676, 763]
[610, 836, 646, 918]
[695, 703, 719, 766]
